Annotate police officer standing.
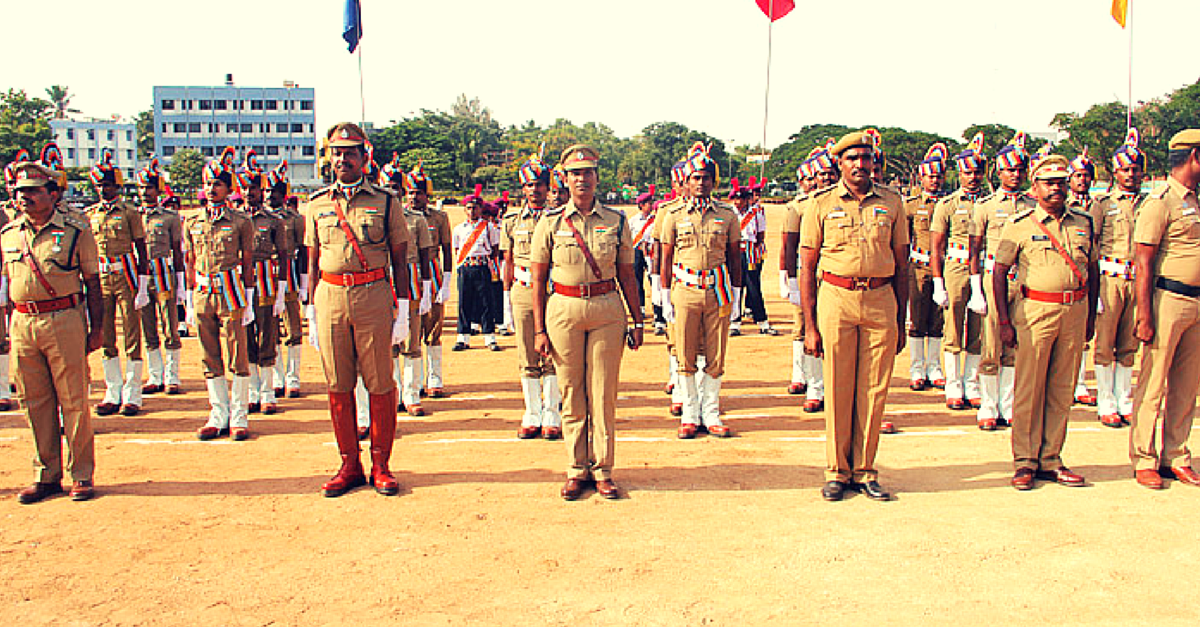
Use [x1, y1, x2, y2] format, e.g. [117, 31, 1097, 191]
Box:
[531, 144, 643, 500]
[186, 147, 256, 440]
[306, 123, 411, 497]
[1128, 129, 1200, 489]
[6, 162, 104, 503]
[1091, 130, 1146, 428]
[0, 152, 28, 412]
[135, 158, 185, 396]
[452, 188, 501, 351]
[992, 154, 1097, 491]
[904, 143, 948, 391]
[87, 149, 150, 416]
[799, 130, 909, 502]
[267, 163, 308, 400]
[408, 165, 453, 399]
[502, 153, 562, 439]
[1066, 149, 1099, 406]
[660, 143, 742, 438]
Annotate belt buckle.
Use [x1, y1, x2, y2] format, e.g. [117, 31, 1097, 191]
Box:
[343, 272, 358, 287]
[579, 283, 592, 299]
[1061, 291, 1073, 304]
[26, 301, 40, 314]
[853, 277, 870, 290]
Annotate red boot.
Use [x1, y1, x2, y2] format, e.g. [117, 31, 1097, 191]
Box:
[369, 389, 400, 496]
[322, 391, 366, 498]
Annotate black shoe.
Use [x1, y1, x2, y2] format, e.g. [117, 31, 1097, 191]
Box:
[996, 417, 1010, 428]
[488, 343, 502, 352]
[729, 327, 742, 337]
[759, 326, 780, 336]
[248, 402, 261, 414]
[821, 481, 847, 502]
[853, 481, 891, 501]
[452, 342, 468, 351]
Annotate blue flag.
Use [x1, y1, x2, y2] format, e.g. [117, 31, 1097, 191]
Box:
[343, 0, 363, 53]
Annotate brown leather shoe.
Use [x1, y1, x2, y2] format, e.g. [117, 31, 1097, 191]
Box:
[595, 479, 620, 499]
[406, 404, 425, 417]
[230, 427, 249, 441]
[248, 402, 261, 414]
[17, 482, 62, 504]
[561, 478, 587, 501]
[803, 399, 824, 413]
[968, 397, 982, 409]
[677, 424, 698, 439]
[1075, 393, 1098, 406]
[669, 403, 683, 416]
[286, 388, 301, 399]
[425, 387, 446, 399]
[1135, 468, 1164, 490]
[909, 379, 928, 391]
[946, 397, 970, 410]
[273, 387, 284, 399]
[1012, 468, 1036, 491]
[0, 398, 14, 411]
[69, 480, 95, 501]
[880, 421, 897, 434]
[262, 403, 279, 415]
[930, 378, 946, 389]
[1037, 467, 1085, 486]
[542, 427, 562, 441]
[978, 418, 997, 431]
[517, 426, 541, 440]
[95, 402, 120, 416]
[1099, 413, 1123, 428]
[142, 383, 163, 395]
[196, 426, 227, 440]
[787, 382, 807, 395]
[120, 403, 140, 416]
[165, 384, 182, 395]
[1171, 466, 1200, 486]
[663, 382, 674, 395]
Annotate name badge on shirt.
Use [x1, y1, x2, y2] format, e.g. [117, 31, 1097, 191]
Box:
[827, 211, 846, 219]
[515, 229, 530, 235]
[1183, 207, 1197, 216]
[679, 221, 693, 228]
[1032, 234, 1049, 242]
[1107, 209, 1120, 216]
[916, 210, 928, 216]
[555, 230, 573, 237]
[955, 209, 969, 215]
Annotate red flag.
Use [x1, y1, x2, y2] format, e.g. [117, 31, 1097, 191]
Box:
[755, 0, 795, 22]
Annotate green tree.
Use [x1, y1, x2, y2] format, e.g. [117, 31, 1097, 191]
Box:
[168, 148, 204, 195]
[398, 147, 454, 191]
[0, 89, 53, 168]
[135, 109, 155, 159]
[45, 85, 80, 119]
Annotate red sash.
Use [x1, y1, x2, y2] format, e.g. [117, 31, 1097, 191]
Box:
[455, 221, 489, 266]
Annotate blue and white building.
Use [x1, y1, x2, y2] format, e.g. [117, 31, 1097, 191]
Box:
[153, 76, 318, 187]
[50, 118, 138, 174]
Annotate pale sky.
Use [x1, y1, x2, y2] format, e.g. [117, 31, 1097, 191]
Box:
[10, 0, 1195, 148]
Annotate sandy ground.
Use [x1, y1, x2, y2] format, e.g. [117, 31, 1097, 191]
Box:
[1, 202, 1198, 627]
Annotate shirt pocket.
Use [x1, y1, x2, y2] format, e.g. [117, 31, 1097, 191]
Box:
[912, 214, 930, 234]
[595, 231, 619, 267]
[214, 228, 240, 261]
[552, 233, 582, 266]
[951, 211, 972, 236]
[824, 216, 854, 247]
[513, 230, 533, 257]
[253, 226, 274, 256]
[702, 222, 728, 253]
[867, 216, 892, 246]
[674, 222, 697, 250]
[357, 213, 386, 245]
[316, 214, 342, 247]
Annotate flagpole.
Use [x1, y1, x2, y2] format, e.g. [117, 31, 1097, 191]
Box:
[1126, 0, 1133, 129]
[759, 0, 774, 182]
[357, 43, 366, 124]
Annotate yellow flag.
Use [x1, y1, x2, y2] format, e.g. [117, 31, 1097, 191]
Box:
[1112, 0, 1128, 28]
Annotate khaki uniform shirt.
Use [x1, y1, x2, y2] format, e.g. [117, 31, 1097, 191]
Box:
[140, 205, 182, 261]
[1133, 177, 1200, 286]
[905, 192, 941, 252]
[1091, 190, 1147, 261]
[271, 205, 304, 262]
[86, 199, 145, 259]
[247, 206, 286, 264]
[403, 208, 434, 264]
[184, 204, 254, 275]
[930, 188, 983, 247]
[782, 193, 810, 235]
[530, 201, 633, 285]
[500, 205, 550, 267]
[799, 181, 909, 278]
[651, 197, 684, 242]
[972, 190, 1037, 257]
[659, 199, 742, 271]
[423, 207, 452, 250]
[1, 210, 98, 301]
[304, 181, 409, 274]
[995, 206, 1096, 293]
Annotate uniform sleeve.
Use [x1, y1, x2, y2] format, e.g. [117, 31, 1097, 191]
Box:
[1133, 198, 1168, 247]
[126, 205, 146, 240]
[799, 199, 823, 249]
[659, 210, 677, 247]
[499, 217, 514, 252]
[239, 216, 254, 263]
[170, 214, 183, 249]
[727, 210, 742, 246]
[930, 199, 950, 234]
[387, 196, 410, 247]
[529, 214, 554, 265]
[304, 209, 319, 249]
[993, 221, 1020, 266]
[616, 213, 634, 265]
[891, 199, 910, 249]
[437, 213, 451, 247]
[782, 202, 802, 234]
[76, 224, 100, 276]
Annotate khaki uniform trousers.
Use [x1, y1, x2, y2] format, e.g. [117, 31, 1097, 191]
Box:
[979, 271, 1016, 375]
[908, 265, 943, 338]
[141, 286, 181, 351]
[943, 262, 980, 354]
[1094, 276, 1137, 367]
[13, 305, 93, 483]
[511, 284, 554, 378]
[280, 292, 304, 347]
[421, 301, 445, 346]
[1129, 290, 1200, 471]
[817, 282, 898, 483]
[315, 279, 395, 394]
[546, 291, 625, 481]
[672, 284, 730, 378]
[398, 298, 423, 359]
[101, 271, 142, 360]
[196, 288, 250, 379]
[247, 302, 280, 367]
[1010, 298, 1087, 471]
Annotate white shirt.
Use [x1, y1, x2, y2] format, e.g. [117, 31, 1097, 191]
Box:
[738, 205, 766, 244]
[452, 219, 500, 259]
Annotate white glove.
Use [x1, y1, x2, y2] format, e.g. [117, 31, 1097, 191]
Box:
[967, 274, 988, 316]
[306, 303, 319, 350]
[786, 277, 803, 307]
[391, 300, 411, 344]
[437, 271, 452, 303]
[661, 288, 675, 323]
[1096, 297, 1104, 315]
[780, 270, 793, 299]
[175, 272, 187, 305]
[649, 274, 662, 306]
[932, 276, 949, 309]
[419, 281, 432, 316]
[299, 273, 310, 303]
[0, 276, 9, 308]
[273, 281, 287, 316]
[503, 290, 514, 327]
[185, 290, 196, 327]
[134, 274, 151, 309]
[729, 288, 742, 319]
[242, 287, 256, 326]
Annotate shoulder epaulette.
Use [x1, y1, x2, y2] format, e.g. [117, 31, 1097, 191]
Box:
[712, 200, 736, 211]
[1068, 208, 1094, 226]
[1149, 185, 1170, 200]
[62, 212, 90, 231]
[1010, 208, 1035, 222]
[545, 206, 566, 216]
[810, 185, 836, 198]
[977, 192, 997, 203]
[308, 187, 334, 201]
[0, 220, 19, 234]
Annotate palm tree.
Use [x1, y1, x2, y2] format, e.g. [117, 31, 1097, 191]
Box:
[45, 85, 80, 119]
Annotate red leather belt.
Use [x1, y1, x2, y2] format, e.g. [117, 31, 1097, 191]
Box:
[1022, 286, 1087, 304]
[822, 272, 891, 291]
[322, 267, 387, 287]
[552, 279, 616, 299]
[13, 293, 83, 314]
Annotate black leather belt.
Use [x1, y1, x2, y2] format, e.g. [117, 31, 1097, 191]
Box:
[1157, 277, 1200, 298]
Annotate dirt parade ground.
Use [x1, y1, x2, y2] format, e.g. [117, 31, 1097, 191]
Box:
[1, 202, 1198, 627]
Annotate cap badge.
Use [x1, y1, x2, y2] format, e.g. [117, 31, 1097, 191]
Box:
[576, 151, 586, 161]
[340, 129, 350, 139]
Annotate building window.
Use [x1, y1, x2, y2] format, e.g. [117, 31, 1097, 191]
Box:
[188, 123, 201, 133]
[307, 124, 314, 133]
[214, 100, 227, 110]
[241, 123, 252, 133]
[267, 146, 279, 156]
[276, 123, 289, 133]
[163, 146, 175, 156]
[66, 128, 74, 140]
[201, 146, 214, 157]
[67, 148, 75, 159]
[126, 150, 133, 160]
[259, 124, 269, 133]
[250, 100, 263, 110]
[226, 123, 239, 133]
[88, 148, 95, 160]
[291, 123, 304, 133]
[208, 124, 219, 133]
[126, 130, 132, 141]
[255, 145, 266, 155]
[301, 100, 314, 111]
[161, 99, 175, 110]
[173, 123, 186, 133]
[199, 100, 212, 110]
[303, 145, 315, 157]
[107, 130, 114, 141]
[87, 129, 95, 141]
[264, 100, 277, 110]
[161, 123, 168, 133]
